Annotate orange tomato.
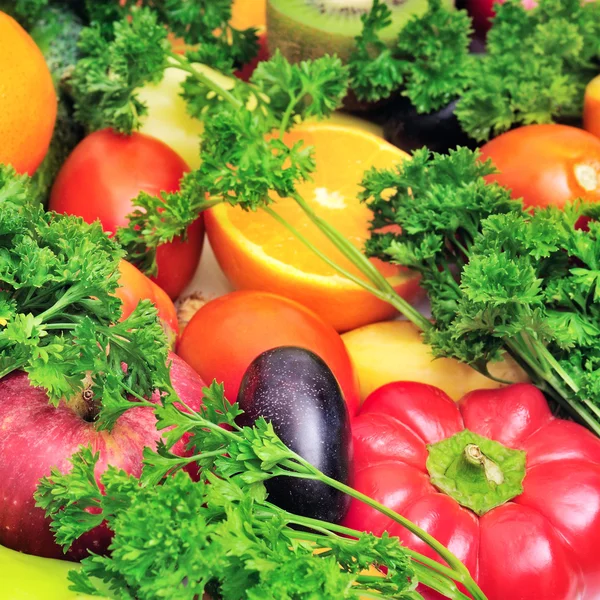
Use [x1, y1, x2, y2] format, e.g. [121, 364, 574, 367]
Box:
[480, 124, 600, 209]
[177, 290, 361, 415]
[0, 12, 57, 174]
[116, 260, 178, 347]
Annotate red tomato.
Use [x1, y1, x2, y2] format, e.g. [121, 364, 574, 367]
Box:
[177, 290, 360, 415]
[344, 382, 600, 599]
[49, 129, 204, 300]
[116, 260, 179, 347]
[480, 124, 600, 210]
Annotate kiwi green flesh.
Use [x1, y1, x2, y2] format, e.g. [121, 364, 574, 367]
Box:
[267, 0, 454, 63]
[268, 0, 456, 39]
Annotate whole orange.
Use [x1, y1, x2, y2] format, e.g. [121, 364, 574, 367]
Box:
[0, 12, 57, 175]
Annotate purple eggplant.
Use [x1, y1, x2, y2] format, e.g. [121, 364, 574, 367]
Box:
[236, 346, 352, 523]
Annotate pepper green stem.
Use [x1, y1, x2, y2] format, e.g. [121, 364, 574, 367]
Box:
[462, 444, 504, 485]
[427, 430, 526, 517]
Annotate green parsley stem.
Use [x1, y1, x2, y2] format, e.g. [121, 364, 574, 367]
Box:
[290, 192, 432, 331]
[121, 384, 159, 409]
[0, 359, 27, 380]
[167, 52, 244, 110]
[279, 92, 303, 137]
[37, 285, 86, 323]
[43, 323, 78, 330]
[168, 408, 484, 597]
[261, 206, 386, 299]
[284, 520, 461, 584]
[410, 562, 472, 600]
[505, 337, 600, 436]
[300, 468, 487, 600]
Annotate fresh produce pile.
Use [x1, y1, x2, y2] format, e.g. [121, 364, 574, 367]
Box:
[1, 1, 600, 599]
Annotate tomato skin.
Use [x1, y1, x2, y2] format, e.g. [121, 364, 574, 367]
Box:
[49, 129, 204, 300]
[116, 260, 179, 339]
[480, 124, 600, 210]
[176, 290, 360, 415]
[343, 382, 600, 599]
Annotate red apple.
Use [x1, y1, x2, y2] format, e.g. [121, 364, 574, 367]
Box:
[0, 353, 205, 561]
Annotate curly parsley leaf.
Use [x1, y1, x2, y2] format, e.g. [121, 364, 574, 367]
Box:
[0, 165, 172, 431]
[362, 148, 600, 433]
[456, 0, 600, 141]
[71, 7, 170, 134]
[348, 0, 405, 103]
[395, 0, 474, 114]
[35, 386, 426, 600]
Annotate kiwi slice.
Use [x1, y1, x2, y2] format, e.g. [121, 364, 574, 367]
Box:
[267, 0, 451, 64]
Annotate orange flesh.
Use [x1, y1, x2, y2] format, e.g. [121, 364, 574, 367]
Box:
[226, 126, 406, 279]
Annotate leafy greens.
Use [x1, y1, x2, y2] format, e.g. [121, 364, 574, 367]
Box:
[348, 0, 600, 141]
[0, 165, 173, 430]
[362, 148, 600, 434]
[36, 384, 486, 600]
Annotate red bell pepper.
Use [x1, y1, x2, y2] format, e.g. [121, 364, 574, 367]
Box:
[344, 382, 600, 600]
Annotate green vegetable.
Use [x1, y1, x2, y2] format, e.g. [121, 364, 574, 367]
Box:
[361, 147, 600, 434]
[349, 0, 473, 113]
[69, 2, 258, 134]
[347, 0, 600, 141]
[36, 384, 487, 600]
[456, 0, 600, 141]
[62, 1, 600, 436]
[0, 165, 173, 431]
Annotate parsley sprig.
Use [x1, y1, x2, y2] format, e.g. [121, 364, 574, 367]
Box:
[78, 12, 428, 326]
[362, 148, 600, 434]
[70, 2, 258, 135]
[348, 0, 600, 141]
[0, 165, 174, 430]
[64, 2, 600, 434]
[36, 384, 486, 600]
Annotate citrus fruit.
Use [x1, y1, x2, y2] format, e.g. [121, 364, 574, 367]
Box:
[584, 74, 600, 140]
[342, 320, 529, 403]
[0, 12, 57, 175]
[231, 0, 267, 30]
[204, 123, 422, 332]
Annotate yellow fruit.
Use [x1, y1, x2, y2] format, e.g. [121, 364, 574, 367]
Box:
[138, 66, 206, 169]
[205, 123, 422, 332]
[0, 544, 100, 600]
[342, 320, 529, 402]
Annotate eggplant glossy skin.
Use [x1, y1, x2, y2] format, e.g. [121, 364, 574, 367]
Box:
[237, 346, 352, 523]
[383, 97, 478, 154]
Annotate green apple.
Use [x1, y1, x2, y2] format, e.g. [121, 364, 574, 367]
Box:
[0, 544, 105, 600]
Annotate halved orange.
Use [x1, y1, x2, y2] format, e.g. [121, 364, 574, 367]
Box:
[204, 123, 422, 332]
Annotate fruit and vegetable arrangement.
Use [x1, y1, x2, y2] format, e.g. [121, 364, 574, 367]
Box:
[1, 0, 600, 599]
